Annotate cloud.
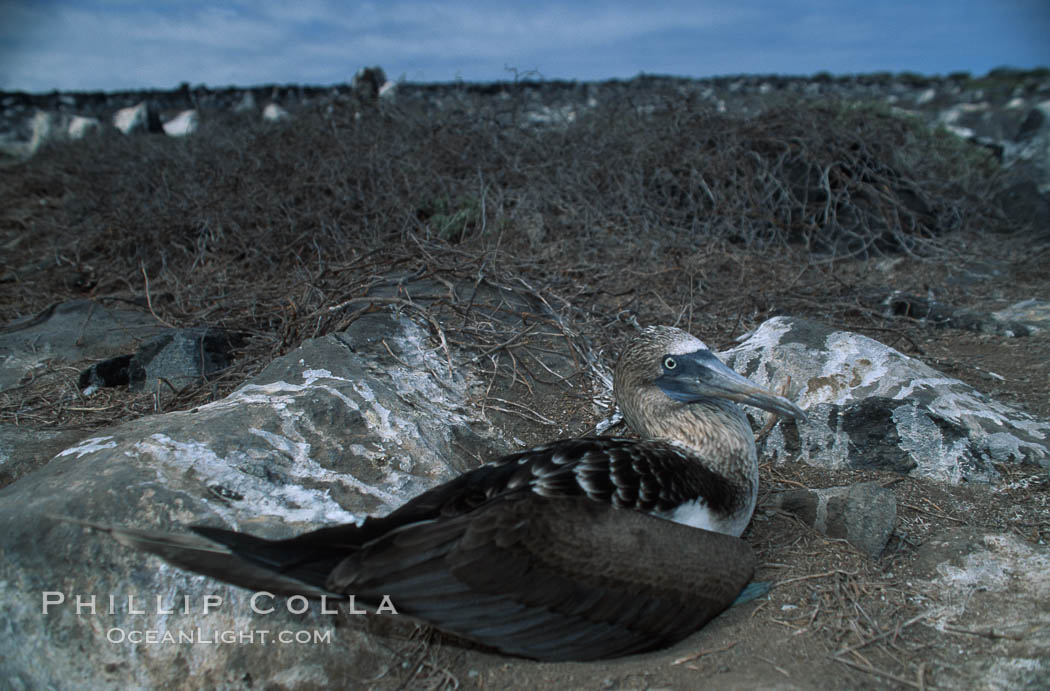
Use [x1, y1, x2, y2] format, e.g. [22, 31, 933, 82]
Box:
[0, 1, 1046, 92]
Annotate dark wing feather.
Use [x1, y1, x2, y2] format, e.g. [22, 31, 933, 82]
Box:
[371, 436, 742, 521]
[64, 520, 340, 598]
[327, 494, 755, 661]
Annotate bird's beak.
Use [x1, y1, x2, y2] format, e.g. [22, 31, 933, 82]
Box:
[656, 350, 807, 420]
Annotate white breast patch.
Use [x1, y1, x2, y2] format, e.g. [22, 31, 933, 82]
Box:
[656, 498, 749, 537]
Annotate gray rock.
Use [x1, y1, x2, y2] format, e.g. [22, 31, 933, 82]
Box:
[938, 101, 1029, 144]
[0, 300, 169, 392]
[233, 90, 256, 114]
[0, 110, 102, 159]
[112, 101, 161, 134]
[720, 317, 1050, 481]
[67, 114, 102, 139]
[126, 327, 237, 393]
[0, 312, 513, 689]
[161, 109, 198, 137]
[766, 482, 897, 558]
[874, 291, 1034, 336]
[993, 298, 1050, 333]
[77, 327, 238, 396]
[378, 80, 398, 100]
[0, 423, 85, 489]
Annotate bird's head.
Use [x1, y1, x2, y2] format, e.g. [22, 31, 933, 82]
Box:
[614, 326, 806, 438]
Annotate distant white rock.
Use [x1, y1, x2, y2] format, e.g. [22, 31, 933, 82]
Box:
[233, 90, 257, 114]
[67, 115, 101, 139]
[937, 101, 990, 140]
[27, 111, 56, 153]
[945, 124, 976, 139]
[916, 87, 936, 105]
[262, 102, 289, 122]
[112, 102, 154, 134]
[0, 111, 102, 158]
[162, 109, 199, 137]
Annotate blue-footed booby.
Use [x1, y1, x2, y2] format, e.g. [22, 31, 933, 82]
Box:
[91, 325, 806, 661]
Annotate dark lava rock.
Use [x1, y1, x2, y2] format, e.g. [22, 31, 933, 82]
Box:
[767, 482, 897, 558]
[77, 327, 240, 393]
[0, 300, 169, 392]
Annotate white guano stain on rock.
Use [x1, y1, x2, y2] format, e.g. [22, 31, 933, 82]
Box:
[160, 322, 492, 513]
[801, 409, 851, 469]
[918, 531, 1050, 690]
[813, 333, 895, 404]
[248, 426, 400, 509]
[351, 381, 395, 438]
[57, 436, 118, 458]
[131, 433, 358, 526]
[183, 370, 407, 507]
[936, 533, 1050, 594]
[890, 404, 973, 484]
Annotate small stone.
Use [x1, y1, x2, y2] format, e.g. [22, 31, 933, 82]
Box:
[768, 482, 897, 558]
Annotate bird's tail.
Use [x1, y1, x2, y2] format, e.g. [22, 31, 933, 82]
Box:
[58, 517, 349, 599]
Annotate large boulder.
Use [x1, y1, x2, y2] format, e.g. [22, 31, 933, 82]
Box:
[720, 317, 1050, 482]
[0, 313, 510, 689]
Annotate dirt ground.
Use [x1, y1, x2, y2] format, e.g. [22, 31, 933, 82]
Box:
[2, 93, 1048, 688]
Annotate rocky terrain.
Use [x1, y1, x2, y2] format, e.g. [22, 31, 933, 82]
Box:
[1, 66, 1049, 689]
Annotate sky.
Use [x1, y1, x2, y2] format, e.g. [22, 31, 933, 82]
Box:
[1, 1, 1048, 93]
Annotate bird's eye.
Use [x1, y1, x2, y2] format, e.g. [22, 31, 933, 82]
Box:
[663, 357, 677, 370]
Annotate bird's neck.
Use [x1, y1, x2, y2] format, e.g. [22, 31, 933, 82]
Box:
[637, 398, 760, 530]
[640, 397, 754, 460]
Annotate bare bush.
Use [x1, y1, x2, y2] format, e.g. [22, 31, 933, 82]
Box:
[0, 88, 1018, 428]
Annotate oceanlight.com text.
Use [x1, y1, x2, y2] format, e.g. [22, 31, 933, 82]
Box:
[105, 627, 333, 645]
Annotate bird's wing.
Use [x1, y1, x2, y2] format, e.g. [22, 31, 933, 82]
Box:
[374, 436, 740, 521]
[192, 436, 735, 565]
[58, 518, 340, 598]
[327, 494, 756, 661]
